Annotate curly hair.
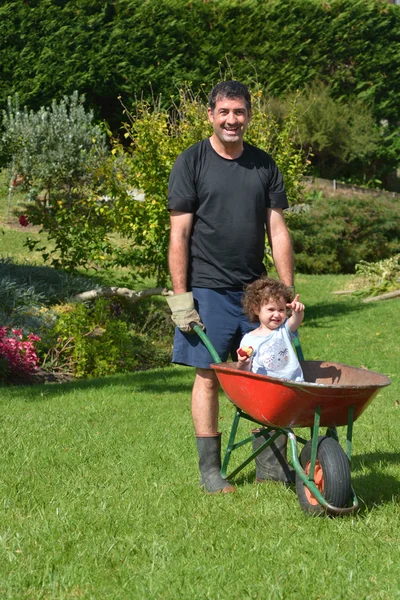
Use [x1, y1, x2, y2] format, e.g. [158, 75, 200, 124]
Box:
[242, 277, 293, 322]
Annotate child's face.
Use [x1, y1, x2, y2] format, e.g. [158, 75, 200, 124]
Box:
[256, 296, 287, 331]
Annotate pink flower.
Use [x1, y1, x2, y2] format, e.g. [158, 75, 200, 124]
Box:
[27, 333, 41, 342]
[19, 215, 29, 227]
[0, 328, 41, 378]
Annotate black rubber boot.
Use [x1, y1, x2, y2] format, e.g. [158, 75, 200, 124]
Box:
[196, 433, 236, 494]
[252, 429, 295, 485]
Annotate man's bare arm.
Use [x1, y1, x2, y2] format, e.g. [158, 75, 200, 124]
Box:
[266, 208, 294, 287]
[168, 210, 194, 293]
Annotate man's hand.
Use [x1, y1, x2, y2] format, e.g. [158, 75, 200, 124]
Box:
[166, 292, 205, 333]
[287, 286, 295, 301]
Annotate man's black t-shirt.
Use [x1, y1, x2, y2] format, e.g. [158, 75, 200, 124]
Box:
[168, 139, 289, 289]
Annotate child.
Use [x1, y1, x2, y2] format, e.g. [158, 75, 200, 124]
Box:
[238, 277, 305, 382]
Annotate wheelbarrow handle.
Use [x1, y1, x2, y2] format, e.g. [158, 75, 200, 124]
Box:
[292, 334, 305, 362]
[189, 322, 222, 364]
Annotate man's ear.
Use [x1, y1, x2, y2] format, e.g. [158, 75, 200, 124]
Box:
[207, 107, 213, 123]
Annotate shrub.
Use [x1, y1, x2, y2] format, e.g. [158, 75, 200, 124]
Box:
[284, 82, 380, 182]
[40, 298, 171, 378]
[0, 327, 41, 382]
[1, 0, 399, 185]
[290, 192, 400, 274]
[1, 92, 112, 272]
[1, 91, 107, 191]
[354, 254, 400, 297]
[0, 259, 173, 379]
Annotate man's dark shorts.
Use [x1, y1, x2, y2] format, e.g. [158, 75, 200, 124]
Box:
[172, 287, 258, 369]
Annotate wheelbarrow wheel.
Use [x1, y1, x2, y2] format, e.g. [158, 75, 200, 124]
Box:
[296, 436, 351, 516]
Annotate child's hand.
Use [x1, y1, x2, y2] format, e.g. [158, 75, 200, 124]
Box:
[286, 294, 305, 313]
[237, 346, 253, 364]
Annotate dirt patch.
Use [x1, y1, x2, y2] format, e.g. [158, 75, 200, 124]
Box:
[1, 367, 75, 387]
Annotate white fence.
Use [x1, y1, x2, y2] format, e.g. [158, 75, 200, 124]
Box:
[305, 176, 400, 199]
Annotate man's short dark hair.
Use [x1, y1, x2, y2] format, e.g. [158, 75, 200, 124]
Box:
[208, 81, 251, 114]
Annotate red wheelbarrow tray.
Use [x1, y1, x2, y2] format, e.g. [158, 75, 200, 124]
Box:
[211, 360, 391, 429]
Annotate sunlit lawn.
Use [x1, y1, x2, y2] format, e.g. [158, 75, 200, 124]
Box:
[0, 273, 399, 599]
[1, 169, 399, 598]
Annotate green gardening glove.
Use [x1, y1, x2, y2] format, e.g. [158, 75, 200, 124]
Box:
[166, 292, 205, 333]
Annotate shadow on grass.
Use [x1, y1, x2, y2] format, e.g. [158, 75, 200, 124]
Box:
[304, 298, 373, 328]
[1, 366, 194, 400]
[0, 258, 102, 303]
[0, 258, 154, 294]
[1, 258, 80, 284]
[225, 450, 400, 513]
[351, 451, 400, 510]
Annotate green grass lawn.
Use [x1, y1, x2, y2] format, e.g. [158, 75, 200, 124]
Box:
[0, 274, 399, 599]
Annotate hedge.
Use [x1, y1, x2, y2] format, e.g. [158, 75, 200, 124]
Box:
[290, 192, 400, 274]
[0, 0, 399, 132]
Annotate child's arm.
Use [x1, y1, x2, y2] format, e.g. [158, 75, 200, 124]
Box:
[287, 294, 305, 333]
[237, 346, 253, 371]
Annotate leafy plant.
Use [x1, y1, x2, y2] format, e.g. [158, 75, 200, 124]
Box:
[1, 91, 107, 193]
[40, 298, 171, 378]
[285, 81, 380, 181]
[353, 254, 400, 297]
[0, 327, 41, 382]
[290, 192, 400, 274]
[0, 92, 113, 271]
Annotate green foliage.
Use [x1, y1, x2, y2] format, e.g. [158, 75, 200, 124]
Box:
[354, 254, 400, 297]
[0, 92, 117, 271]
[0, 258, 173, 378]
[1, 91, 107, 186]
[290, 192, 400, 274]
[1, 0, 398, 125]
[285, 82, 380, 180]
[41, 299, 138, 378]
[0, 0, 399, 182]
[39, 298, 171, 377]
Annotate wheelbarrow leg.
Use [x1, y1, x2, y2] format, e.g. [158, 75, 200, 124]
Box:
[252, 429, 295, 484]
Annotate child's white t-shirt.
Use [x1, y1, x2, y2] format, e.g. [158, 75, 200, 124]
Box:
[240, 321, 304, 382]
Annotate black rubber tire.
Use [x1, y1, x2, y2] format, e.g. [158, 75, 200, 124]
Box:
[296, 436, 352, 516]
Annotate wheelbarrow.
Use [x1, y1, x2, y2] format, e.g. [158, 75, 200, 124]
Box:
[192, 324, 391, 516]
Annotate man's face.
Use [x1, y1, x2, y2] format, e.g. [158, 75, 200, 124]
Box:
[208, 96, 251, 146]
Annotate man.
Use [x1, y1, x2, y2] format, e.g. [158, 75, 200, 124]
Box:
[166, 81, 295, 493]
